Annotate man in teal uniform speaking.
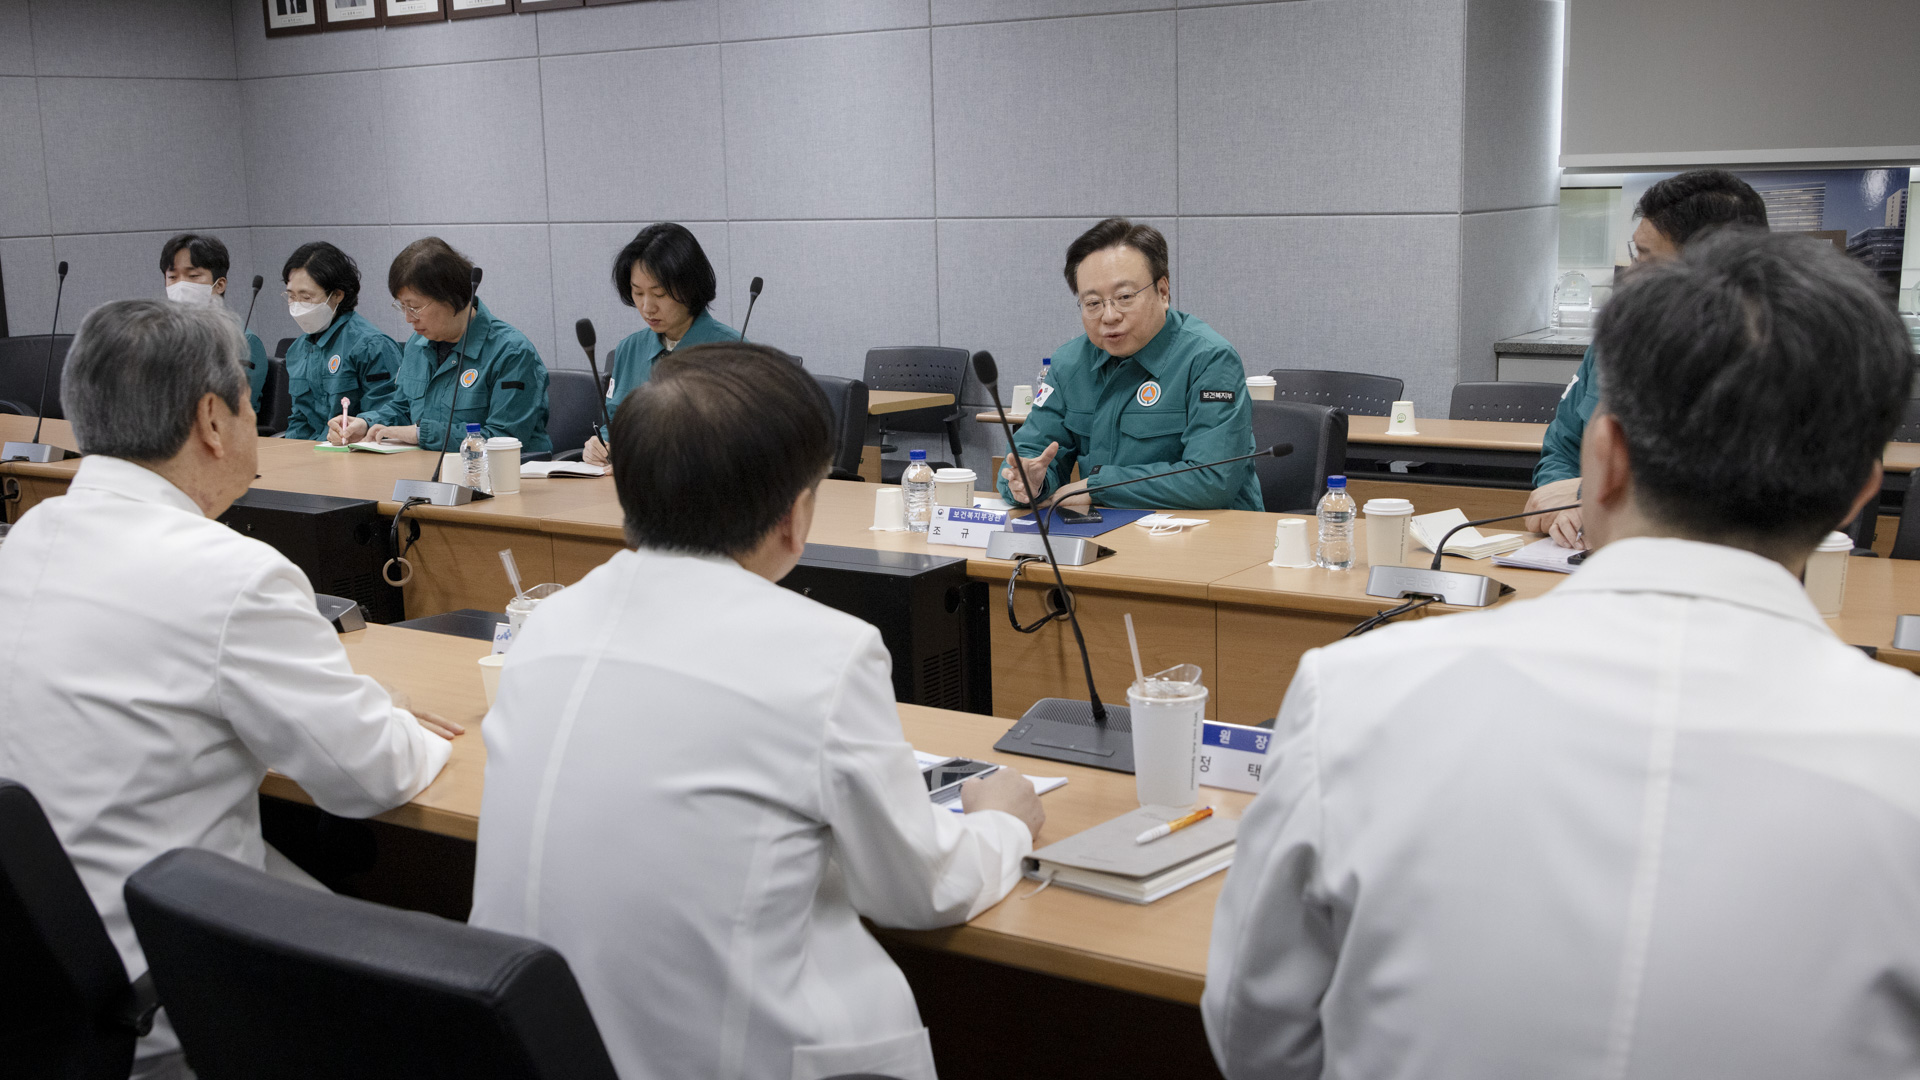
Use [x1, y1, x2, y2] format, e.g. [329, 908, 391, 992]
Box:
[1526, 170, 1768, 547]
[998, 218, 1262, 512]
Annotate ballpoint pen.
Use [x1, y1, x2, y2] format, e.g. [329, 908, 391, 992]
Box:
[1135, 806, 1213, 845]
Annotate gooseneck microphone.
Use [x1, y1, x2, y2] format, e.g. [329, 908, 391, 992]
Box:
[5, 261, 77, 463]
[575, 317, 613, 442]
[738, 276, 764, 341]
[241, 274, 264, 334]
[1427, 503, 1579, 570]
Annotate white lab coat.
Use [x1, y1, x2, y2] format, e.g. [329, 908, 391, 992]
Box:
[469, 546, 1032, 1080]
[1205, 537, 1920, 1079]
[0, 457, 451, 1062]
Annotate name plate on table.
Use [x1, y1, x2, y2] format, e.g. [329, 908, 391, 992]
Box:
[926, 505, 1010, 548]
[1199, 720, 1274, 794]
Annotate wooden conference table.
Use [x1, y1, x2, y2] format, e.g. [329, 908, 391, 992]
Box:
[262, 622, 1248, 1006]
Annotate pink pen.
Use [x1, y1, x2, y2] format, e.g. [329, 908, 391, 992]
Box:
[338, 396, 350, 444]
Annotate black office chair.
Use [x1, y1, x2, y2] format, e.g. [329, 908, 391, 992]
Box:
[546, 368, 605, 463]
[0, 777, 158, 1080]
[1266, 368, 1403, 417]
[256, 357, 291, 436]
[813, 374, 869, 482]
[1449, 381, 1563, 423]
[1250, 400, 1348, 513]
[1894, 397, 1920, 444]
[273, 337, 294, 360]
[0, 334, 74, 419]
[864, 346, 968, 481]
[124, 848, 619, 1080]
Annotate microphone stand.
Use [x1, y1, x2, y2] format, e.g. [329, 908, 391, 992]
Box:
[1363, 502, 1581, 609]
[4, 261, 77, 463]
[391, 268, 492, 506]
[575, 318, 614, 449]
[738, 276, 763, 341]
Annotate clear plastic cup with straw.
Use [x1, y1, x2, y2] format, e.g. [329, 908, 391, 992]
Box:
[1124, 613, 1204, 810]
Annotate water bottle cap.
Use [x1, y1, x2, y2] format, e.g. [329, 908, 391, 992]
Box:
[465, 423, 483, 433]
[1042, 357, 1050, 364]
[1326, 475, 1346, 488]
[909, 449, 927, 461]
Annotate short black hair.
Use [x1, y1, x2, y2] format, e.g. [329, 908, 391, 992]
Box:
[282, 241, 361, 316]
[388, 236, 474, 310]
[1634, 170, 1769, 247]
[612, 223, 717, 317]
[159, 233, 231, 283]
[1595, 228, 1911, 552]
[610, 342, 831, 559]
[1064, 217, 1169, 294]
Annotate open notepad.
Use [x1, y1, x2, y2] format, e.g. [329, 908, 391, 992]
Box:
[521, 461, 606, 479]
[1409, 508, 1526, 560]
[313, 440, 414, 454]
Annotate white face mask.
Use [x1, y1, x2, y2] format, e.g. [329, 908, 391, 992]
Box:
[165, 280, 215, 306]
[289, 298, 335, 335]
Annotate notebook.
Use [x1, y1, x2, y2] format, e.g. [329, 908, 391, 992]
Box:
[1492, 536, 1584, 574]
[1023, 806, 1237, 904]
[314, 440, 413, 454]
[1409, 508, 1526, 560]
[521, 461, 606, 478]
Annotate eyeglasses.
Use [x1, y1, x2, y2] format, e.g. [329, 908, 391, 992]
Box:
[1626, 239, 1641, 263]
[391, 299, 430, 316]
[1078, 284, 1159, 318]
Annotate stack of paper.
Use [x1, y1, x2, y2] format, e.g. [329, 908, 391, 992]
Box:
[1409, 508, 1526, 560]
[314, 440, 413, 455]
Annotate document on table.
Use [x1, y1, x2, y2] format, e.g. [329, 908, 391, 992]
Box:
[1493, 536, 1584, 574]
[314, 440, 414, 454]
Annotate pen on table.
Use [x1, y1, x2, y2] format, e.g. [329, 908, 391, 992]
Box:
[338, 397, 350, 445]
[1135, 806, 1213, 845]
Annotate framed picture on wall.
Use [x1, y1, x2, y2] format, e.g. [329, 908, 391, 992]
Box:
[383, 0, 444, 25]
[448, 0, 511, 17]
[582, 0, 642, 6]
[513, 0, 582, 10]
[263, 0, 323, 36]
[323, 0, 382, 27]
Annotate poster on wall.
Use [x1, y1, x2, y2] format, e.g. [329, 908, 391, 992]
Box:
[383, 0, 445, 25]
[263, 0, 323, 36]
[323, 0, 382, 28]
[448, 0, 511, 17]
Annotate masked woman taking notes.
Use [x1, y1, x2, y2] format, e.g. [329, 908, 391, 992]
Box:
[581, 223, 739, 467]
[283, 242, 401, 442]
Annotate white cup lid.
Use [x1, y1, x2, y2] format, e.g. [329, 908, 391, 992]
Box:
[485, 436, 522, 449]
[934, 468, 976, 481]
[1363, 498, 1414, 514]
[1818, 531, 1854, 552]
[1245, 375, 1276, 385]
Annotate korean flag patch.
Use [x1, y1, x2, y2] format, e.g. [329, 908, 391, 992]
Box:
[1033, 382, 1054, 409]
[460, 368, 479, 388]
[1136, 380, 1161, 407]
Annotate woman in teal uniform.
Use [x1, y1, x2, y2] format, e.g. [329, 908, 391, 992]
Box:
[335, 237, 551, 455]
[280, 242, 401, 442]
[581, 223, 739, 466]
[160, 233, 270, 414]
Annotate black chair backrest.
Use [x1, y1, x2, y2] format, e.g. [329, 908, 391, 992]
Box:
[1250, 400, 1347, 514]
[1266, 368, 1402, 418]
[1895, 397, 1920, 445]
[1449, 381, 1563, 423]
[0, 334, 74, 419]
[546, 368, 605, 460]
[863, 346, 966, 434]
[1893, 490, 1920, 561]
[259, 358, 291, 435]
[813, 374, 869, 481]
[125, 848, 619, 1080]
[273, 337, 294, 360]
[0, 777, 153, 1080]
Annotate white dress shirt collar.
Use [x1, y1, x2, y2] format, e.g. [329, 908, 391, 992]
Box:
[68, 455, 203, 518]
[1554, 534, 1826, 630]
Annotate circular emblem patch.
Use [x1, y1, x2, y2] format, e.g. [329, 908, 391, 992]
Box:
[1136, 380, 1161, 407]
[327, 354, 342, 374]
[460, 368, 479, 388]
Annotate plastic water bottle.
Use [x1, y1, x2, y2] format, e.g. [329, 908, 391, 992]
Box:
[460, 422, 492, 493]
[1316, 475, 1355, 570]
[903, 449, 934, 533]
[1037, 356, 1051, 388]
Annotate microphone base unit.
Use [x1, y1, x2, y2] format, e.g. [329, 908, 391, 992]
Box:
[1365, 564, 1513, 608]
[390, 478, 494, 506]
[2, 441, 77, 463]
[994, 698, 1135, 774]
[984, 531, 1115, 566]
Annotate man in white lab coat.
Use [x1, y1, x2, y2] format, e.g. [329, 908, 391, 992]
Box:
[1205, 229, 1920, 1078]
[469, 342, 1044, 1080]
[0, 299, 459, 1080]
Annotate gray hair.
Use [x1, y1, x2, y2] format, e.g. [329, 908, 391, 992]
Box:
[62, 299, 250, 462]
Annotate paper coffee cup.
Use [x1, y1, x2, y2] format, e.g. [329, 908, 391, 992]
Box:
[1804, 531, 1853, 617]
[933, 467, 976, 508]
[486, 436, 522, 495]
[1245, 375, 1276, 401]
[1129, 665, 1205, 811]
[478, 653, 505, 708]
[1012, 385, 1034, 413]
[1387, 400, 1419, 435]
[1270, 517, 1314, 568]
[871, 486, 906, 531]
[1363, 498, 1415, 568]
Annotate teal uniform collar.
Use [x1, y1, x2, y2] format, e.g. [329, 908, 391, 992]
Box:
[425, 298, 497, 374]
[1092, 309, 1184, 379]
[302, 308, 352, 351]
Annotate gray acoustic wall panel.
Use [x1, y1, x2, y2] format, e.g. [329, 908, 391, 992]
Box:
[534, 0, 718, 56]
[0, 0, 34, 77]
[248, 224, 402, 356]
[30, 0, 236, 79]
[540, 46, 727, 224]
[38, 77, 248, 235]
[1463, 0, 1563, 213]
[932, 0, 1167, 23]
[548, 220, 736, 373]
[932, 12, 1176, 218]
[242, 72, 388, 228]
[720, 0, 927, 41]
[378, 10, 537, 69]
[726, 220, 938, 379]
[0, 77, 50, 238]
[231, 0, 379, 80]
[1178, 0, 1465, 216]
[1458, 205, 1556, 385]
[51, 227, 258, 335]
[379, 60, 547, 225]
[721, 29, 934, 220]
[0, 235, 57, 336]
